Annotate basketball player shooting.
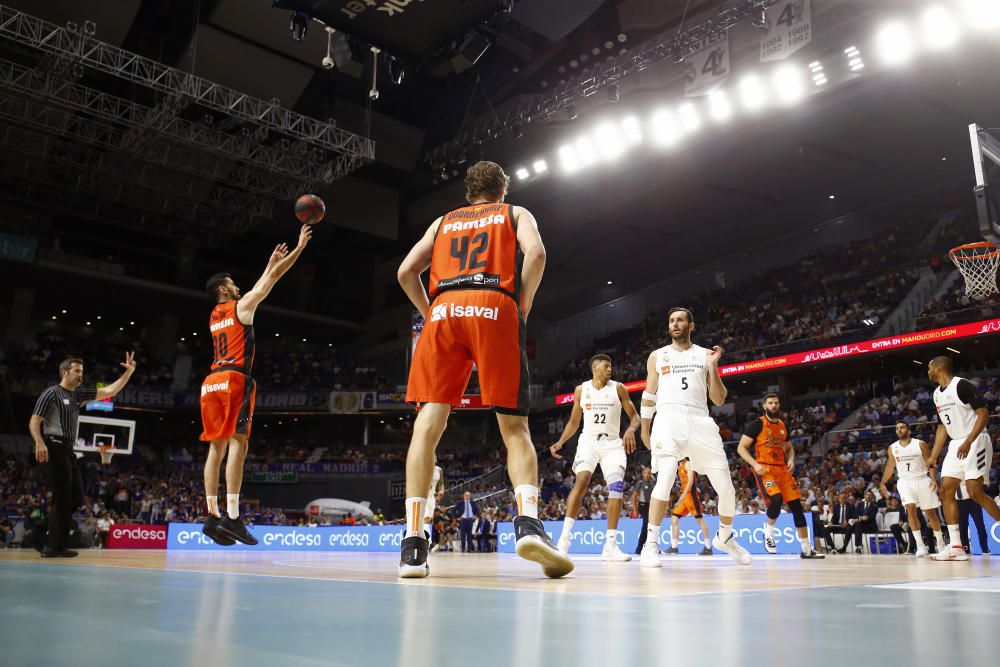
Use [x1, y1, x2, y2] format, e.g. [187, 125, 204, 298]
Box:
[639, 307, 751, 567]
[549, 353, 638, 562]
[396, 161, 572, 579]
[199, 225, 313, 546]
[736, 393, 824, 558]
[878, 421, 945, 557]
[926, 356, 1000, 561]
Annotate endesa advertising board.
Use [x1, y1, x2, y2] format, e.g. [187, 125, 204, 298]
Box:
[106, 524, 168, 549]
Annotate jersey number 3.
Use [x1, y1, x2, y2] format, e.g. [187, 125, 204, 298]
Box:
[451, 233, 489, 271]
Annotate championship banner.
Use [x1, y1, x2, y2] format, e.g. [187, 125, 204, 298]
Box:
[760, 0, 812, 63]
[106, 524, 168, 549]
[683, 30, 729, 97]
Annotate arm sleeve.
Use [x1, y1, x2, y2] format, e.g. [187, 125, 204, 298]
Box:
[74, 385, 98, 403]
[741, 419, 764, 440]
[32, 388, 54, 417]
[955, 379, 986, 410]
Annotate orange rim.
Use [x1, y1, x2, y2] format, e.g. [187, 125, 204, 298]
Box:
[949, 241, 999, 261]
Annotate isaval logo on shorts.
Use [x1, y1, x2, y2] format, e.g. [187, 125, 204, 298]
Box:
[430, 303, 499, 322]
[430, 304, 448, 322]
[202, 381, 229, 396]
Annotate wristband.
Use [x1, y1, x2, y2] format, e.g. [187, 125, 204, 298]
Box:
[640, 405, 656, 419]
[642, 391, 657, 403]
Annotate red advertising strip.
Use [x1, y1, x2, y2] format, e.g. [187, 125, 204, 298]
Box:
[554, 317, 1000, 404]
[456, 394, 486, 409]
[106, 524, 168, 549]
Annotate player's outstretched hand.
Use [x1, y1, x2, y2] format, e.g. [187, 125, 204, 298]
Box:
[707, 345, 724, 366]
[298, 224, 313, 248]
[269, 243, 289, 264]
[623, 429, 637, 454]
[549, 442, 564, 459]
[120, 351, 136, 375]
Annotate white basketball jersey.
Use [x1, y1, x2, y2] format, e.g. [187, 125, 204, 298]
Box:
[891, 439, 928, 480]
[655, 343, 710, 412]
[933, 376, 978, 440]
[580, 380, 622, 437]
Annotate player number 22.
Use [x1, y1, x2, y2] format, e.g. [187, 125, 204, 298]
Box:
[593, 413, 606, 424]
[451, 233, 489, 271]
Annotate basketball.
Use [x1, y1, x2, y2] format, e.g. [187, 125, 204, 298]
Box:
[295, 194, 325, 225]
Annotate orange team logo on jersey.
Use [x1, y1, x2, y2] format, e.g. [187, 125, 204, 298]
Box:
[660, 364, 671, 375]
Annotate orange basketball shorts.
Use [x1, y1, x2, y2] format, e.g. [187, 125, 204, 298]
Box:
[755, 464, 801, 503]
[199, 370, 256, 441]
[672, 489, 704, 518]
[406, 289, 529, 415]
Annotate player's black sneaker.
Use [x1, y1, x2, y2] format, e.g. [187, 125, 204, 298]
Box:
[513, 516, 574, 579]
[399, 535, 430, 578]
[800, 549, 826, 559]
[41, 547, 78, 558]
[218, 516, 258, 545]
[202, 515, 236, 546]
[666, 546, 679, 554]
[698, 546, 713, 556]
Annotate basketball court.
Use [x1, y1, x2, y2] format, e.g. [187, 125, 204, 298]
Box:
[2, 550, 999, 666]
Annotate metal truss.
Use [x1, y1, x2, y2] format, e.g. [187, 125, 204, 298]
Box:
[424, 0, 779, 167]
[0, 4, 374, 162]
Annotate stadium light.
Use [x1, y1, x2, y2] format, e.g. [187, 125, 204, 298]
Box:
[621, 116, 643, 146]
[593, 121, 626, 161]
[845, 45, 865, 71]
[559, 144, 580, 172]
[574, 136, 598, 168]
[809, 61, 827, 87]
[649, 108, 681, 147]
[738, 74, 767, 111]
[515, 167, 530, 180]
[532, 159, 548, 175]
[921, 5, 960, 50]
[678, 102, 700, 133]
[964, 0, 1000, 30]
[875, 20, 915, 66]
[772, 63, 805, 105]
[708, 90, 733, 123]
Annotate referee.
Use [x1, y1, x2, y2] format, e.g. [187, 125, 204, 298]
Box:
[27, 353, 136, 557]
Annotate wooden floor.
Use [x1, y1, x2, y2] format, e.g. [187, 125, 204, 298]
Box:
[2, 549, 999, 666]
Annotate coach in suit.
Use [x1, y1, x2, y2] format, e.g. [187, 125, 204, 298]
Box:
[455, 491, 478, 552]
[825, 493, 857, 553]
[853, 491, 879, 553]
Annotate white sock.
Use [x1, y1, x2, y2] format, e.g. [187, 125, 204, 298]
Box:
[765, 523, 775, 539]
[226, 494, 239, 520]
[703, 534, 712, 549]
[718, 522, 733, 542]
[647, 523, 661, 547]
[605, 528, 617, 547]
[799, 536, 812, 554]
[562, 516, 576, 538]
[514, 485, 539, 520]
[948, 524, 961, 548]
[912, 532, 925, 550]
[405, 497, 427, 538]
[207, 496, 220, 518]
[932, 530, 944, 550]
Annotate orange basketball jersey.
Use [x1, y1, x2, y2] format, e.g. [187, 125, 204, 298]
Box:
[209, 300, 255, 373]
[753, 417, 788, 466]
[677, 460, 692, 492]
[428, 202, 520, 300]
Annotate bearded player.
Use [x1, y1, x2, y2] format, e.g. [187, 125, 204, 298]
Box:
[736, 393, 824, 559]
[878, 421, 945, 557]
[200, 225, 312, 546]
[639, 307, 751, 567]
[549, 354, 638, 562]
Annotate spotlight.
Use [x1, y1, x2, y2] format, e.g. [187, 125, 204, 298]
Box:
[574, 136, 597, 168]
[739, 74, 767, 111]
[558, 144, 580, 172]
[650, 108, 681, 147]
[708, 90, 732, 122]
[677, 102, 700, 133]
[964, 0, 1000, 30]
[289, 12, 309, 42]
[875, 21, 915, 67]
[515, 167, 530, 181]
[593, 121, 625, 161]
[532, 159, 548, 175]
[772, 63, 804, 105]
[607, 83, 620, 103]
[621, 116, 642, 146]
[921, 5, 960, 50]
[567, 104, 578, 120]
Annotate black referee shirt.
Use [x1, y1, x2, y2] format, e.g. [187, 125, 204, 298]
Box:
[32, 385, 98, 442]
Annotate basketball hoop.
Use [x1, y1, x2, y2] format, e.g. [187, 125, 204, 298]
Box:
[98, 445, 115, 465]
[949, 242, 1000, 297]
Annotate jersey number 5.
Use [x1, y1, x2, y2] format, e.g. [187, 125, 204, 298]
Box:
[680, 377, 689, 390]
[451, 233, 489, 271]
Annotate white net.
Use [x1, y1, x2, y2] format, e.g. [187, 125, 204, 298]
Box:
[950, 242, 1000, 297]
[98, 446, 115, 465]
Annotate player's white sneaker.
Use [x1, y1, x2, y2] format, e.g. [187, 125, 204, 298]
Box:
[913, 547, 929, 558]
[930, 546, 970, 561]
[639, 543, 661, 568]
[602, 541, 632, 562]
[764, 535, 777, 554]
[556, 534, 571, 554]
[713, 532, 753, 565]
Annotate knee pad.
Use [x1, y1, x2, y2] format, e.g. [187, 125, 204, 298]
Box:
[651, 459, 677, 502]
[606, 469, 625, 499]
[766, 494, 783, 520]
[787, 499, 808, 528]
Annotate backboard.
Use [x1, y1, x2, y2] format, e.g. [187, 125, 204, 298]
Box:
[969, 123, 1000, 243]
